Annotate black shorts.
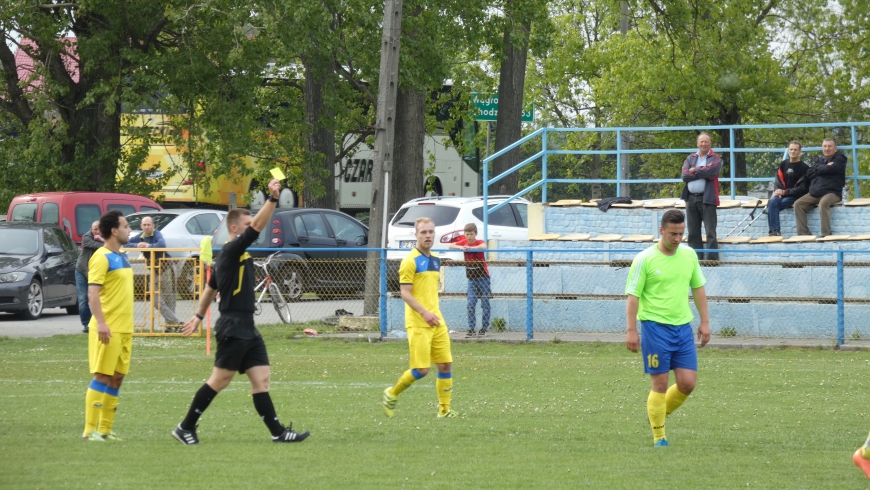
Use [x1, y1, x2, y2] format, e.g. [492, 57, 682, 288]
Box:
[214, 336, 270, 374]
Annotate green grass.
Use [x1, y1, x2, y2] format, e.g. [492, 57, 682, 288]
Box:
[1, 329, 869, 489]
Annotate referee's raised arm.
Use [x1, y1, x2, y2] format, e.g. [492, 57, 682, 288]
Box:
[249, 179, 283, 233]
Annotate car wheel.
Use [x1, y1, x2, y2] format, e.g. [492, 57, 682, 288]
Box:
[17, 280, 44, 320]
[277, 264, 304, 302]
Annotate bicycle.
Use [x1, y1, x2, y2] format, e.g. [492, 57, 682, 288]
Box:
[253, 252, 293, 323]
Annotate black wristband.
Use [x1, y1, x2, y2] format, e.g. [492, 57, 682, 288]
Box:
[267, 195, 279, 203]
[195, 313, 204, 320]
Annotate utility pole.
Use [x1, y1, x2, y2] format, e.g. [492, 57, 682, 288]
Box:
[619, 1, 631, 198]
[364, 0, 402, 315]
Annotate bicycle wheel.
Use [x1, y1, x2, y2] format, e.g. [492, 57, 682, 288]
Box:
[268, 282, 292, 323]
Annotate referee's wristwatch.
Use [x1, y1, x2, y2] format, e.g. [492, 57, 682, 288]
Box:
[267, 195, 279, 203]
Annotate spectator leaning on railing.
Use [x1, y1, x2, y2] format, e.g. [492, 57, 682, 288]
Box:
[125, 216, 181, 329]
[793, 138, 847, 237]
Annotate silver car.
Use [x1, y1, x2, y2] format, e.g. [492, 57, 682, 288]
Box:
[125, 209, 227, 292]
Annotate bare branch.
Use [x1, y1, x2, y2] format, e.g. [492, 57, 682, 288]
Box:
[755, 0, 777, 28]
[335, 129, 374, 168]
[334, 60, 376, 105]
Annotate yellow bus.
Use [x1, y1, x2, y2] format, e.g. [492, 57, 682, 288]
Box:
[121, 114, 296, 208]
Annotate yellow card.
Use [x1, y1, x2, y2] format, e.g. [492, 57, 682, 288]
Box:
[270, 167, 286, 180]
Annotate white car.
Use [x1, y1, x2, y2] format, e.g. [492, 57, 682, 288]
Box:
[124, 209, 227, 292]
[386, 196, 530, 261]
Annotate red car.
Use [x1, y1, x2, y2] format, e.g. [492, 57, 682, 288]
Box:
[6, 192, 162, 243]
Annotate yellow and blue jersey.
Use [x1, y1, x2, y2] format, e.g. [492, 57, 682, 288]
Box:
[399, 248, 444, 329]
[87, 247, 134, 334]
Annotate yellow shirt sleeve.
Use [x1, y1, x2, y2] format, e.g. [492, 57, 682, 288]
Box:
[399, 255, 415, 285]
[88, 251, 109, 286]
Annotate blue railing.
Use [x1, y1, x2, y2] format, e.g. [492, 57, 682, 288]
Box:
[222, 246, 870, 346]
[481, 122, 870, 242]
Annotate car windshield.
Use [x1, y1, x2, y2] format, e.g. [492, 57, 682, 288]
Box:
[0, 229, 39, 255]
[213, 220, 268, 247]
[127, 214, 178, 231]
[391, 205, 460, 227]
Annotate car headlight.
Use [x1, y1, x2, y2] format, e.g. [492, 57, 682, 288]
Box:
[0, 272, 26, 283]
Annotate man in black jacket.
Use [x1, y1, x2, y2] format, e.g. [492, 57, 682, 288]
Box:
[75, 221, 103, 333]
[767, 141, 810, 236]
[793, 138, 847, 237]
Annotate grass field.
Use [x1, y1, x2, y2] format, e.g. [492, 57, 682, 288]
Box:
[1, 327, 869, 489]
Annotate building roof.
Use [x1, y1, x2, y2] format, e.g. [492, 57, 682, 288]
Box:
[13, 37, 79, 93]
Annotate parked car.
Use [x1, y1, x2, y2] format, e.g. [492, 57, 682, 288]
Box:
[125, 209, 227, 293]
[6, 192, 162, 244]
[213, 208, 369, 300]
[0, 222, 80, 319]
[386, 195, 530, 261]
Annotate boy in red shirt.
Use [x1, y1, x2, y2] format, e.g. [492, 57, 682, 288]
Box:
[449, 223, 491, 337]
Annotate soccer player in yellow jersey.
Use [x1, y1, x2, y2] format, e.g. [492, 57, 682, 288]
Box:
[625, 209, 710, 447]
[382, 217, 456, 419]
[82, 210, 133, 441]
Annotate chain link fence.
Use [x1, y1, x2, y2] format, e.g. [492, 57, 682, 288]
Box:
[382, 247, 870, 345]
[131, 252, 203, 336]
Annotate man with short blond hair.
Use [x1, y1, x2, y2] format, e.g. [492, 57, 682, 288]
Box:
[382, 217, 456, 419]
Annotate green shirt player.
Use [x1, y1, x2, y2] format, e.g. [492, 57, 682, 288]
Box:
[625, 209, 711, 447]
[382, 217, 456, 419]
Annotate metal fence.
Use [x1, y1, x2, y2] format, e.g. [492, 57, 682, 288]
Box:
[133, 246, 870, 346]
[480, 122, 870, 241]
[129, 249, 204, 337]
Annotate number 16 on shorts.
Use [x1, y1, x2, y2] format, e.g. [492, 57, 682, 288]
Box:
[646, 353, 659, 369]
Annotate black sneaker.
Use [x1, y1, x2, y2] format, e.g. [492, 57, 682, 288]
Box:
[769, 230, 781, 236]
[82, 327, 89, 333]
[172, 424, 199, 445]
[465, 330, 476, 338]
[272, 424, 310, 443]
[478, 330, 488, 337]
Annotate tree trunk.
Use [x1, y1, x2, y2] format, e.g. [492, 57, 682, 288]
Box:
[716, 105, 745, 195]
[492, 20, 530, 196]
[302, 61, 336, 209]
[389, 86, 425, 214]
[60, 98, 122, 191]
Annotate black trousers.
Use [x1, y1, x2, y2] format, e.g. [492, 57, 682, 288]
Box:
[685, 193, 719, 260]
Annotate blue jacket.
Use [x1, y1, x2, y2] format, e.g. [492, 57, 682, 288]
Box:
[125, 229, 167, 264]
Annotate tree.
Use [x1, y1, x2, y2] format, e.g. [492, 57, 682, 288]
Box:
[489, 0, 550, 196]
[0, 1, 311, 209]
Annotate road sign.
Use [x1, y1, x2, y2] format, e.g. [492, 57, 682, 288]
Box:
[471, 93, 534, 123]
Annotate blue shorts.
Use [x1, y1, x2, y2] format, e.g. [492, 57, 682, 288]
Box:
[640, 321, 697, 374]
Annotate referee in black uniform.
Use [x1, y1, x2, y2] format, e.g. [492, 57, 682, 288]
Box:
[172, 178, 309, 445]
